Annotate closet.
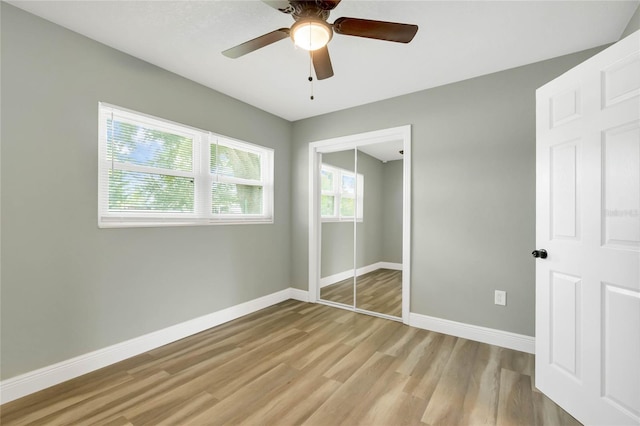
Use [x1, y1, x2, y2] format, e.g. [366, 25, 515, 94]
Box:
[309, 126, 411, 322]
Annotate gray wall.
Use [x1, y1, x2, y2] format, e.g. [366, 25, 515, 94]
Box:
[0, 4, 292, 380]
[291, 46, 606, 336]
[381, 160, 403, 264]
[355, 151, 383, 270]
[621, 3, 640, 39]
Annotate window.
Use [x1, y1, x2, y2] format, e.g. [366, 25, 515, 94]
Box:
[320, 163, 363, 221]
[98, 103, 274, 227]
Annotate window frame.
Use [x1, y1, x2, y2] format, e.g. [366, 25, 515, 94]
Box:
[209, 137, 272, 221]
[320, 163, 363, 222]
[98, 103, 274, 228]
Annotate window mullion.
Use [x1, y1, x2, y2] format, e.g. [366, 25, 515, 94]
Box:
[336, 169, 342, 219]
[196, 133, 212, 217]
[263, 150, 272, 222]
[192, 132, 205, 218]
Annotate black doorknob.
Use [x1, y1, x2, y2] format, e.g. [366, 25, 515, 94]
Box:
[532, 249, 548, 259]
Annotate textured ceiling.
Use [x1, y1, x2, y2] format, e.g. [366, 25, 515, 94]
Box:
[8, 0, 640, 121]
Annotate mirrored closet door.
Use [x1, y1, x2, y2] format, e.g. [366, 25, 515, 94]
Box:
[355, 144, 403, 318]
[319, 149, 356, 307]
[317, 138, 405, 321]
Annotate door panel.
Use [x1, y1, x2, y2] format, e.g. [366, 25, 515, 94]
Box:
[603, 52, 640, 107]
[550, 88, 581, 128]
[602, 122, 640, 250]
[550, 140, 580, 240]
[536, 30, 640, 425]
[549, 271, 581, 379]
[602, 284, 640, 418]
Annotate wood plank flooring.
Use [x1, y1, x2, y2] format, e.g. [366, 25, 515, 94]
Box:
[0, 301, 581, 425]
[320, 268, 402, 317]
[356, 269, 402, 317]
[320, 274, 354, 306]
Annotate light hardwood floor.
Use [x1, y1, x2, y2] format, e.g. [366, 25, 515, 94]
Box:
[1, 301, 581, 425]
[320, 274, 354, 306]
[321, 268, 402, 317]
[356, 269, 402, 317]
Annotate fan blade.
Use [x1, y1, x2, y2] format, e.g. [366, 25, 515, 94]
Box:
[222, 28, 290, 59]
[262, 1, 294, 14]
[312, 46, 334, 80]
[333, 17, 418, 43]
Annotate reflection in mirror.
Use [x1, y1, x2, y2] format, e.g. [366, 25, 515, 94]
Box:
[355, 144, 403, 317]
[319, 149, 356, 306]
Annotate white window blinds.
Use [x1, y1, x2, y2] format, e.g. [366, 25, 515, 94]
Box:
[98, 103, 274, 227]
[210, 141, 265, 216]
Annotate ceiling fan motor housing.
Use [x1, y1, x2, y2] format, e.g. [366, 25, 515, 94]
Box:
[290, 19, 333, 50]
[287, 1, 338, 20]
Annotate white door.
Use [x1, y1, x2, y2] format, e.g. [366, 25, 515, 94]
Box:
[536, 30, 640, 425]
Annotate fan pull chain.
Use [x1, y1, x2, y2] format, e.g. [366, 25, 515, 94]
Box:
[309, 51, 314, 100]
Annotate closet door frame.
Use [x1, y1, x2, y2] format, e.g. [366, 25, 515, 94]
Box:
[308, 125, 412, 324]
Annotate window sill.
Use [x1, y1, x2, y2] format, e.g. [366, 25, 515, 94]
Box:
[98, 217, 274, 228]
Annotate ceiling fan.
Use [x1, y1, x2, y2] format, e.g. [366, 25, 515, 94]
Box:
[222, 0, 419, 80]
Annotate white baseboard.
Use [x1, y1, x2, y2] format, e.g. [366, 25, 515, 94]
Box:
[319, 268, 355, 288]
[0, 288, 297, 404]
[1, 288, 532, 405]
[377, 262, 402, 271]
[289, 287, 310, 302]
[409, 312, 535, 354]
[320, 261, 403, 288]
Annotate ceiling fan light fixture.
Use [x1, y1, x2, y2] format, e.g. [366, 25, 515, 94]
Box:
[291, 19, 332, 51]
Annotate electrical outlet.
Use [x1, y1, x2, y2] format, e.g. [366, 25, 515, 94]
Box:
[494, 290, 507, 306]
